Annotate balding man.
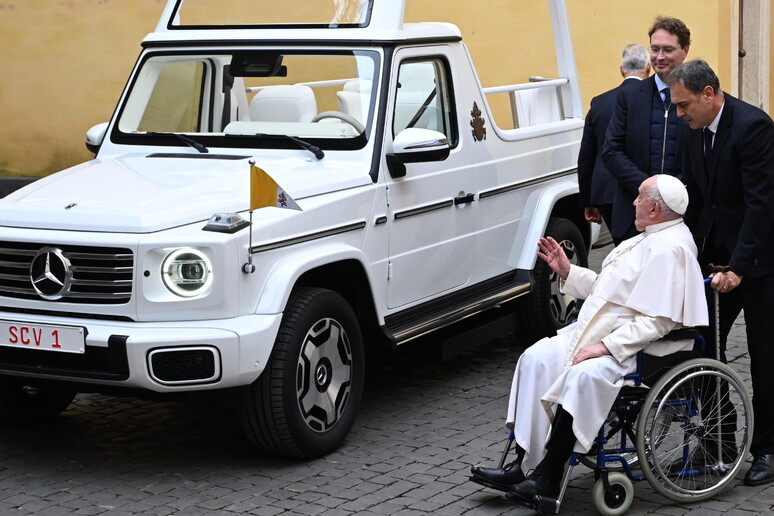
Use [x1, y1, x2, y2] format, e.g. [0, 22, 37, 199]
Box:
[471, 175, 708, 502]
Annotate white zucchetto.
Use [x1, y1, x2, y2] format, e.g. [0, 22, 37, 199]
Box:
[656, 175, 688, 215]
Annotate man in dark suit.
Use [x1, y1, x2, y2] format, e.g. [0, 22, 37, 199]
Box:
[669, 59, 774, 487]
[578, 44, 650, 232]
[602, 17, 690, 244]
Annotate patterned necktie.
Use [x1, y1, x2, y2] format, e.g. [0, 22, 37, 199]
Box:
[662, 87, 671, 107]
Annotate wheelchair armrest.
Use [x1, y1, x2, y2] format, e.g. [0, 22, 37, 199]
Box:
[623, 328, 700, 385]
[660, 328, 700, 341]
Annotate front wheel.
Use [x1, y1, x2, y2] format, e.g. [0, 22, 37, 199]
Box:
[591, 472, 634, 516]
[521, 217, 587, 341]
[241, 287, 364, 458]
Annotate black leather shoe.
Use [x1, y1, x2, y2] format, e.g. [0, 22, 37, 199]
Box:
[469, 459, 525, 492]
[744, 454, 774, 486]
[505, 470, 560, 503]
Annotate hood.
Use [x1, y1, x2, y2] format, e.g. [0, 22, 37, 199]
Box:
[0, 153, 372, 233]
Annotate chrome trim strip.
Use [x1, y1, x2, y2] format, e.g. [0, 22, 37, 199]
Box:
[479, 168, 577, 200]
[391, 282, 531, 344]
[250, 221, 367, 253]
[394, 199, 453, 220]
[404, 138, 449, 150]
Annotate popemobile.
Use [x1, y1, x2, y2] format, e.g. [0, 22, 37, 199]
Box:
[0, 0, 591, 458]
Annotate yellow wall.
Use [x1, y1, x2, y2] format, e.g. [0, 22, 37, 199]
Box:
[0, 0, 732, 177]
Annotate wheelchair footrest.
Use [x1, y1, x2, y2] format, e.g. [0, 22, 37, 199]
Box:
[512, 494, 560, 515]
[535, 495, 560, 514]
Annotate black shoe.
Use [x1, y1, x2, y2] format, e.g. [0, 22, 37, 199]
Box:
[505, 470, 560, 503]
[744, 454, 774, 486]
[470, 459, 525, 492]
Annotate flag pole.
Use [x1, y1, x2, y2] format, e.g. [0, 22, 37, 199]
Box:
[243, 159, 256, 274]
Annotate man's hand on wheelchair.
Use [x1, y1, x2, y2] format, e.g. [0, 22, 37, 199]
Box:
[709, 270, 743, 293]
[572, 342, 611, 365]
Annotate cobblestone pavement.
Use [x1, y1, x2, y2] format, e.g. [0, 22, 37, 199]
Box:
[0, 246, 771, 515]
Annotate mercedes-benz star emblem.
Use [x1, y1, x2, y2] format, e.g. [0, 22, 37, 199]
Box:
[29, 247, 72, 300]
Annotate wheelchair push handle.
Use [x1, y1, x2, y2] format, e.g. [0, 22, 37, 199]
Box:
[702, 276, 722, 364]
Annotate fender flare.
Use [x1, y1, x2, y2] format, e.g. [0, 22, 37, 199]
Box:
[254, 242, 379, 315]
[509, 177, 586, 271]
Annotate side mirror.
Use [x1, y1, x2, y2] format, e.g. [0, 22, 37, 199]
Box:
[85, 122, 109, 154]
[386, 128, 450, 178]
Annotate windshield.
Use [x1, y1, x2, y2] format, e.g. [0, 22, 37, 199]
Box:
[113, 50, 379, 151]
[169, 0, 374, 28]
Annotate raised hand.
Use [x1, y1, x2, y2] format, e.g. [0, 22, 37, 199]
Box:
[536, 236, 571, 280]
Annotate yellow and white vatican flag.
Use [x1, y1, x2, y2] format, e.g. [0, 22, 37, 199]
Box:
[249, 163, 301, 212]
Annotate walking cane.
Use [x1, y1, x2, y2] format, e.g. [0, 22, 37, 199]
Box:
[708, 264, 730, 472]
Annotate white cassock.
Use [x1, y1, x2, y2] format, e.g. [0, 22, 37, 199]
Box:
[507, 218, 708, 474]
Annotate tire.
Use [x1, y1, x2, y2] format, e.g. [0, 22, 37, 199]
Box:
[591, 472, 634, 516]
[0, 377, 76, 423]
[241, 287, 364, 458]
[522, 217, 588, 340]
[636, 359, 752, 503]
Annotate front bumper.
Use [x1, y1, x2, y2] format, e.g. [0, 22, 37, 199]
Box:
[0, 311, 283, 392]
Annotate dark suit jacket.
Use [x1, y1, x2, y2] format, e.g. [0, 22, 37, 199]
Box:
[682, 94, 774, 278]
[577, 78, 641, 208]
[601, 75, 683, 240]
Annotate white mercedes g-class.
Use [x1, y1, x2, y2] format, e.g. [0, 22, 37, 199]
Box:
[0, 0, 590, 457]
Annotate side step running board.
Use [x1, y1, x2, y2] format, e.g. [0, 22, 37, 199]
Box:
[383, 275, 531, 345]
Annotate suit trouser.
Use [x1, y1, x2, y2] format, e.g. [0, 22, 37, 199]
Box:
[699, 248, 774, 456]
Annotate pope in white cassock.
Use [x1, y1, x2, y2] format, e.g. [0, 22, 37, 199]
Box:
[470, 174, 708, 503]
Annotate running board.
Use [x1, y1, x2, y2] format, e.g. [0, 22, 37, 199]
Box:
[382, 272, 531, 345]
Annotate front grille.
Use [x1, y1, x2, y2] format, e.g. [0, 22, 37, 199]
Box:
[0, 241, 133, 304]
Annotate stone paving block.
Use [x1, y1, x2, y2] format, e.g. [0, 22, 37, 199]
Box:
[72, 506, 112, 515]
[318, 509, 356, 516]
[649, 504, 692, 514]
[246, 505, 286, 516]
[17, 501, 55, 514]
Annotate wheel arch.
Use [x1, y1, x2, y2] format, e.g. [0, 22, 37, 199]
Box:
[512, 179, 589, 270]
[295, 260, 388, 353]
[255, 244, 388, 353]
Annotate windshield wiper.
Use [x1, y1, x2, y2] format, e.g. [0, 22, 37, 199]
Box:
[145, 132, 209, 154]
[228, 133, 324, 160]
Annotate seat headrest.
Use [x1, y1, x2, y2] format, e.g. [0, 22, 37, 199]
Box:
[249, 85, 318, 122]
[343, 79, 373, 94]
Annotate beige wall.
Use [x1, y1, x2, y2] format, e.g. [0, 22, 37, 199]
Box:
[0, 0, 737, 177]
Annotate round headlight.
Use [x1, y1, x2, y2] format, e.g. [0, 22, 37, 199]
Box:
[161, 248, 213, 297]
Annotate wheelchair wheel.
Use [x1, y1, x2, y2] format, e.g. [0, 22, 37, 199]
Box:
[636, 358, 752, 502]
[591, 472, 634, 516]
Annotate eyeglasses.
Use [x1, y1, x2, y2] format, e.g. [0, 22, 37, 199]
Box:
[650, 46, 679, 56]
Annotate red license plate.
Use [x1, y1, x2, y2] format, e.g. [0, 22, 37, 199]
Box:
[0, 321, 85, 354]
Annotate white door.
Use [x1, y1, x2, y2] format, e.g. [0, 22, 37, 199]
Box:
[385, 47, 476, 309]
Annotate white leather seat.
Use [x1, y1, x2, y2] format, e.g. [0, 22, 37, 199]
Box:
[248, 85, 318, 122]
[337, 79, 372, 125]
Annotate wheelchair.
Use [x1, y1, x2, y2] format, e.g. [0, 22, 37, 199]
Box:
[482, 327, 753, 516]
